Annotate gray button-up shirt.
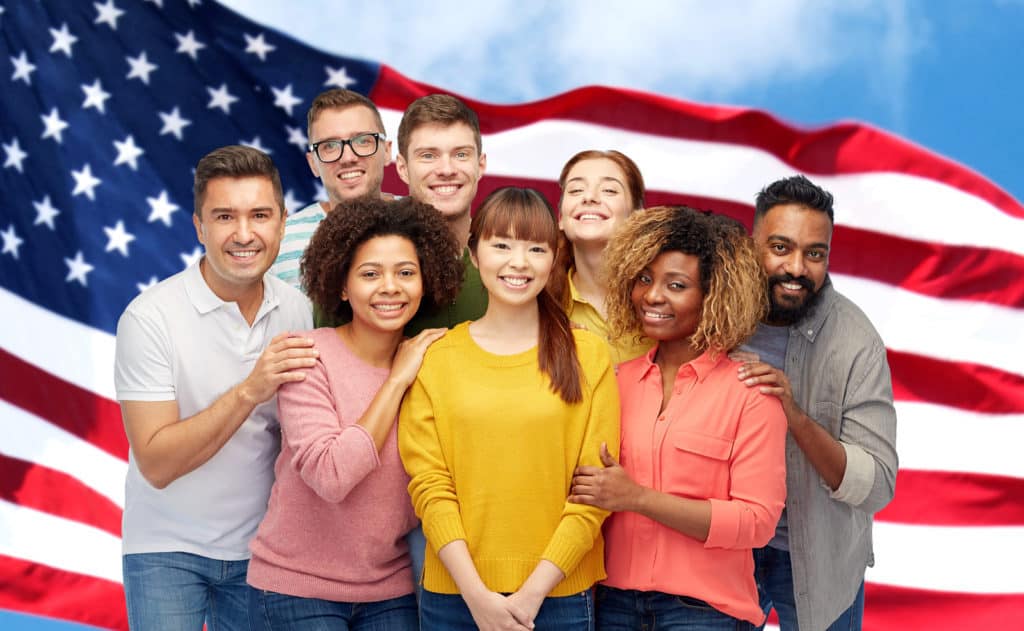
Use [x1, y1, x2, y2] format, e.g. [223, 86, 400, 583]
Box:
[743, 278, 898, 631]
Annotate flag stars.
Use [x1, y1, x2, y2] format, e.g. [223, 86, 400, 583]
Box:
[241, 137, 272, 154]
[181, 246, 203, 269]
[324, 65, 356, 89]
[207, 83, 239, 114]
[272, 84, 302, 116]
[159, 107, 191, 140]
[283, 189, 303, 214]
[33, 196, 61, 229]
[175, 30, 206, 60]
[82, 79, 112, 114]
[94, 0, 125, 30]
[285, 125, 308, 151]
[103, 220, 136, 256]
[71, 164, 102, 200]
[1, 225, 24, 259]
[126, 51, 158, 84]
[113, 135, 145, 170]
[244, 33, 275, 61]
[41, 108, 70, 144]
[64, 251, 95, 286]
[147, 190, 179, 226]
[136, 276, 159, 293]
[49, 23, 79, 58]
[3, 137, 28, 173]
[11, 51, 36, 85]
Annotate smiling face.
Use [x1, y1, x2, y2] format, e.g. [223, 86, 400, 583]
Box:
[471, 234, 554, 309]
[396, 122, 486, 221]
[752, 203, 831, 325]
[306, 104, 391, 205]
[193, 175, 285, 301]
[342, 234, 423, 334]
[630, 250, 705, 345]
[559, 157, 636, 247]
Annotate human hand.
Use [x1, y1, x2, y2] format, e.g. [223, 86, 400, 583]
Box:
[569, 443, 640, 511]
[388, 328, 447, 389]
[737, 360, 803, 426]
[463, 589, 533, 631]
[505, 590, 541, 629]
[238, 333, 317, 405]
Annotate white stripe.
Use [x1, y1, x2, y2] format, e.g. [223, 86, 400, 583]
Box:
[0, 287, 117, 400]
[895, 401, 1024, 479]
[868, 521, 1024, 593]
[386, 111, 1024, 257]
[0, 399, 126, 508]
[0, 499, 122, 584]
[833, 272, 1024, 378]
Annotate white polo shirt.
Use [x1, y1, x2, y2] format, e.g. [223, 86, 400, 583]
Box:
[114, 261, 312, 560]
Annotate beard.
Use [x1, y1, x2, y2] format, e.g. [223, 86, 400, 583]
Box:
[766, 273, 822, 325]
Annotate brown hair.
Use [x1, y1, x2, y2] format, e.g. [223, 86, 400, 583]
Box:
[306, 89, 386, 140]
[550, 150, 646, 307]
[193, 145, 283, 218]
[604, 206, 767, 355]
[469, 187, 583, 404]
[301, 196, 463, 322]
[397, 94, 482, 159]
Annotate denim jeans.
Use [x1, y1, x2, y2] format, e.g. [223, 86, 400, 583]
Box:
[753, 546, 865, 631]
[248, 589, 417, 631]
[122, 552, 252, 631]
[407, 524, 426, 595]
[420, 588, 594, 630]
[596, 585, 755, 631]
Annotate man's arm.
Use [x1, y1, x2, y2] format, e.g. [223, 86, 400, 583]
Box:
[121, 332, 317, 489]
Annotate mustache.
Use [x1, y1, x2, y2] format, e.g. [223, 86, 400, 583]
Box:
[767, 273, 814, 292]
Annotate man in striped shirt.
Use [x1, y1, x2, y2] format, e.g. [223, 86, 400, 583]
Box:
[270, 89, 393, 290]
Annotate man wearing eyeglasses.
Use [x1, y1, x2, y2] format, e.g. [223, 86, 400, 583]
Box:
[270, 89, 393, 291]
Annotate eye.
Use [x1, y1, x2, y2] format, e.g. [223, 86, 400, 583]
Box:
[668, 281, 686, 291]
[398, 268, 418, 277]
[566, 187, 583, 195]
[491, 241, 510, 250]
[215, 213, 232, 221]
[529, 245, 549, 254]
[636, 273, 652, 285]
[352, 134, 375, 147]
[418, 151, 435, 161]
[602, 188, 619, 195]
[770, 243, 789, 254]
[360, 270, 380, 279]
[455, 150, 469, 159]
[807, 249, 827, 261]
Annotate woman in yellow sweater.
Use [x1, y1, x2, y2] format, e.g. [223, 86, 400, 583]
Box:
[399, 187, 621, 631]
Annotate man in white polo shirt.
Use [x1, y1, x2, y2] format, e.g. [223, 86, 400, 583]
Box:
[114, 146, 316, 630]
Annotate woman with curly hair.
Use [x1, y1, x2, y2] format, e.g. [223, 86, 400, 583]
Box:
[399, 187, 620, 630]
[550, 150, 652, 364]
[570, 206, 787, 630]
[246, 197, 463, 630]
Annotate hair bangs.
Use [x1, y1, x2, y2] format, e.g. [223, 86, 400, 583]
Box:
[472, 188, 558, 249]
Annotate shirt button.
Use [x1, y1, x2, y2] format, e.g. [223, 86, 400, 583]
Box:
[807, 329, 814, 335]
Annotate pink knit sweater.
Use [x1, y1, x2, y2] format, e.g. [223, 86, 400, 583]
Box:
[247, 327, 417, 602]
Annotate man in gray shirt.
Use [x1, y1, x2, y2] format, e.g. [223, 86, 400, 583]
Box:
[736, 175, 898, 631]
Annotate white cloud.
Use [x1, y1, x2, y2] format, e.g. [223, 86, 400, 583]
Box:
[221, 0, 926, 112]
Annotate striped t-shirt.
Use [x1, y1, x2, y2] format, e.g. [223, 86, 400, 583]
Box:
[269, 202, 326, 292]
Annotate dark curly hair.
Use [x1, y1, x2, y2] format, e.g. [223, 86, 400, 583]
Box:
[301, 196, 463, 322]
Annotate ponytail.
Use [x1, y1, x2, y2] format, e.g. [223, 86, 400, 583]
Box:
[538, 286, 583, 404]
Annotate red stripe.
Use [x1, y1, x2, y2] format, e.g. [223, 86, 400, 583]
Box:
[372, 65, 1024, 220]
[383, 169, 1024, 309]
[0, 348, 128, 460]
[0, 555, 126, 630]
[877, 469, 1024, 527]
[0, 455, 122, 537]
[863, 583, 1024, 631]
[888, 349, 1024, 414]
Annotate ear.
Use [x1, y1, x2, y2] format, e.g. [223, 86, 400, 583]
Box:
[468, 248, 479, 270]
[382, 139, 393, 167]
[340, 287, 348, 301]
[306, 151, 320, 178]
[192, 213, 205, 244]
[396, 152, 410, 186]
[477, 152, 487, 179]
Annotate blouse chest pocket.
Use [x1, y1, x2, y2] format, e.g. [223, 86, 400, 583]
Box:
[662, 430, 734, 499]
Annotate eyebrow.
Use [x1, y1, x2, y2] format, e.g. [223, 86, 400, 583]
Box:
[767, 234, 830, 250]
[355, 260, 419, 268]
[566, 176, 624, 186]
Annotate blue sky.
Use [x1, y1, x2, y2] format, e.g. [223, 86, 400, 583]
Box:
[4, 1, 1022, 629]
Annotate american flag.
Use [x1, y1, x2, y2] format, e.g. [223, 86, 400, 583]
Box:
[1, 1, 1021, 629]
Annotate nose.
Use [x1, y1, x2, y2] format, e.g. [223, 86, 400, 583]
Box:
[234, 216, 254, 244]
[643, 281, 663, 305]
[582, 185, 599, 204]
[380, 271, 399, 292]
[338, 142, 358, 163]
[436, 154, 456, 176]
[509, 245, 528, 268]
[783, 252, 806, 278]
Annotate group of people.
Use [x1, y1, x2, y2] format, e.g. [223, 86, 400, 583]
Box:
[113, 89, 898, 631]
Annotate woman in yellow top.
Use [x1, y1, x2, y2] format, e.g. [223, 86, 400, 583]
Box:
[399, 187, 621, 631]
[549, 150, 653, 364]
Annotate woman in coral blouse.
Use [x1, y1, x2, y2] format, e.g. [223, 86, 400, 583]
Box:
[399, 187, 620, 631]
[571, 206, 787, 630]
[246, 197, 462, 630]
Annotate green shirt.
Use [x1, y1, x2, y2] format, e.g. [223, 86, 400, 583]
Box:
[313, 249, 487, 334]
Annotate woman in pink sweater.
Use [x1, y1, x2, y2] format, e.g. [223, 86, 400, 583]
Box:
[246, 197, 463, 630]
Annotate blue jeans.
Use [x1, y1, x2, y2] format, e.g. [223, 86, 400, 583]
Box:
[753, 546, 865, 631]
[420, 588, 594, 630]
[122, 552, 252, 631]
[248, 589, 417, 631]
[407, 524, 426, 594]
[596, 585, 754, 630]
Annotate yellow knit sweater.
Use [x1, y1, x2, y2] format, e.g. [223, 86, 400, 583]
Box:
[398, 322, 620, 596]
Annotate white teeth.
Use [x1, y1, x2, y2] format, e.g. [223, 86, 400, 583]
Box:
[577, 213, 605, 221]
[781, 282, 804, 291]
[230, 250, 258, 258]
[433, 185, 458, 195]
[372, 304, 403, 312]
[502, 276, 529, 287]
[644, 311, 671, 319]
[340, 171, 363, 180]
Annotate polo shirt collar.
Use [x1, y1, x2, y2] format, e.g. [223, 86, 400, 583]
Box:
[183, 257, 280, 318]
[567, 268, 588, 306]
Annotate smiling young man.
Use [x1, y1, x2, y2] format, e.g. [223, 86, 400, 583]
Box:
[735, 175, 898, 631]
[114, 146, 315, 630]
[270, 89, 393, 291]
